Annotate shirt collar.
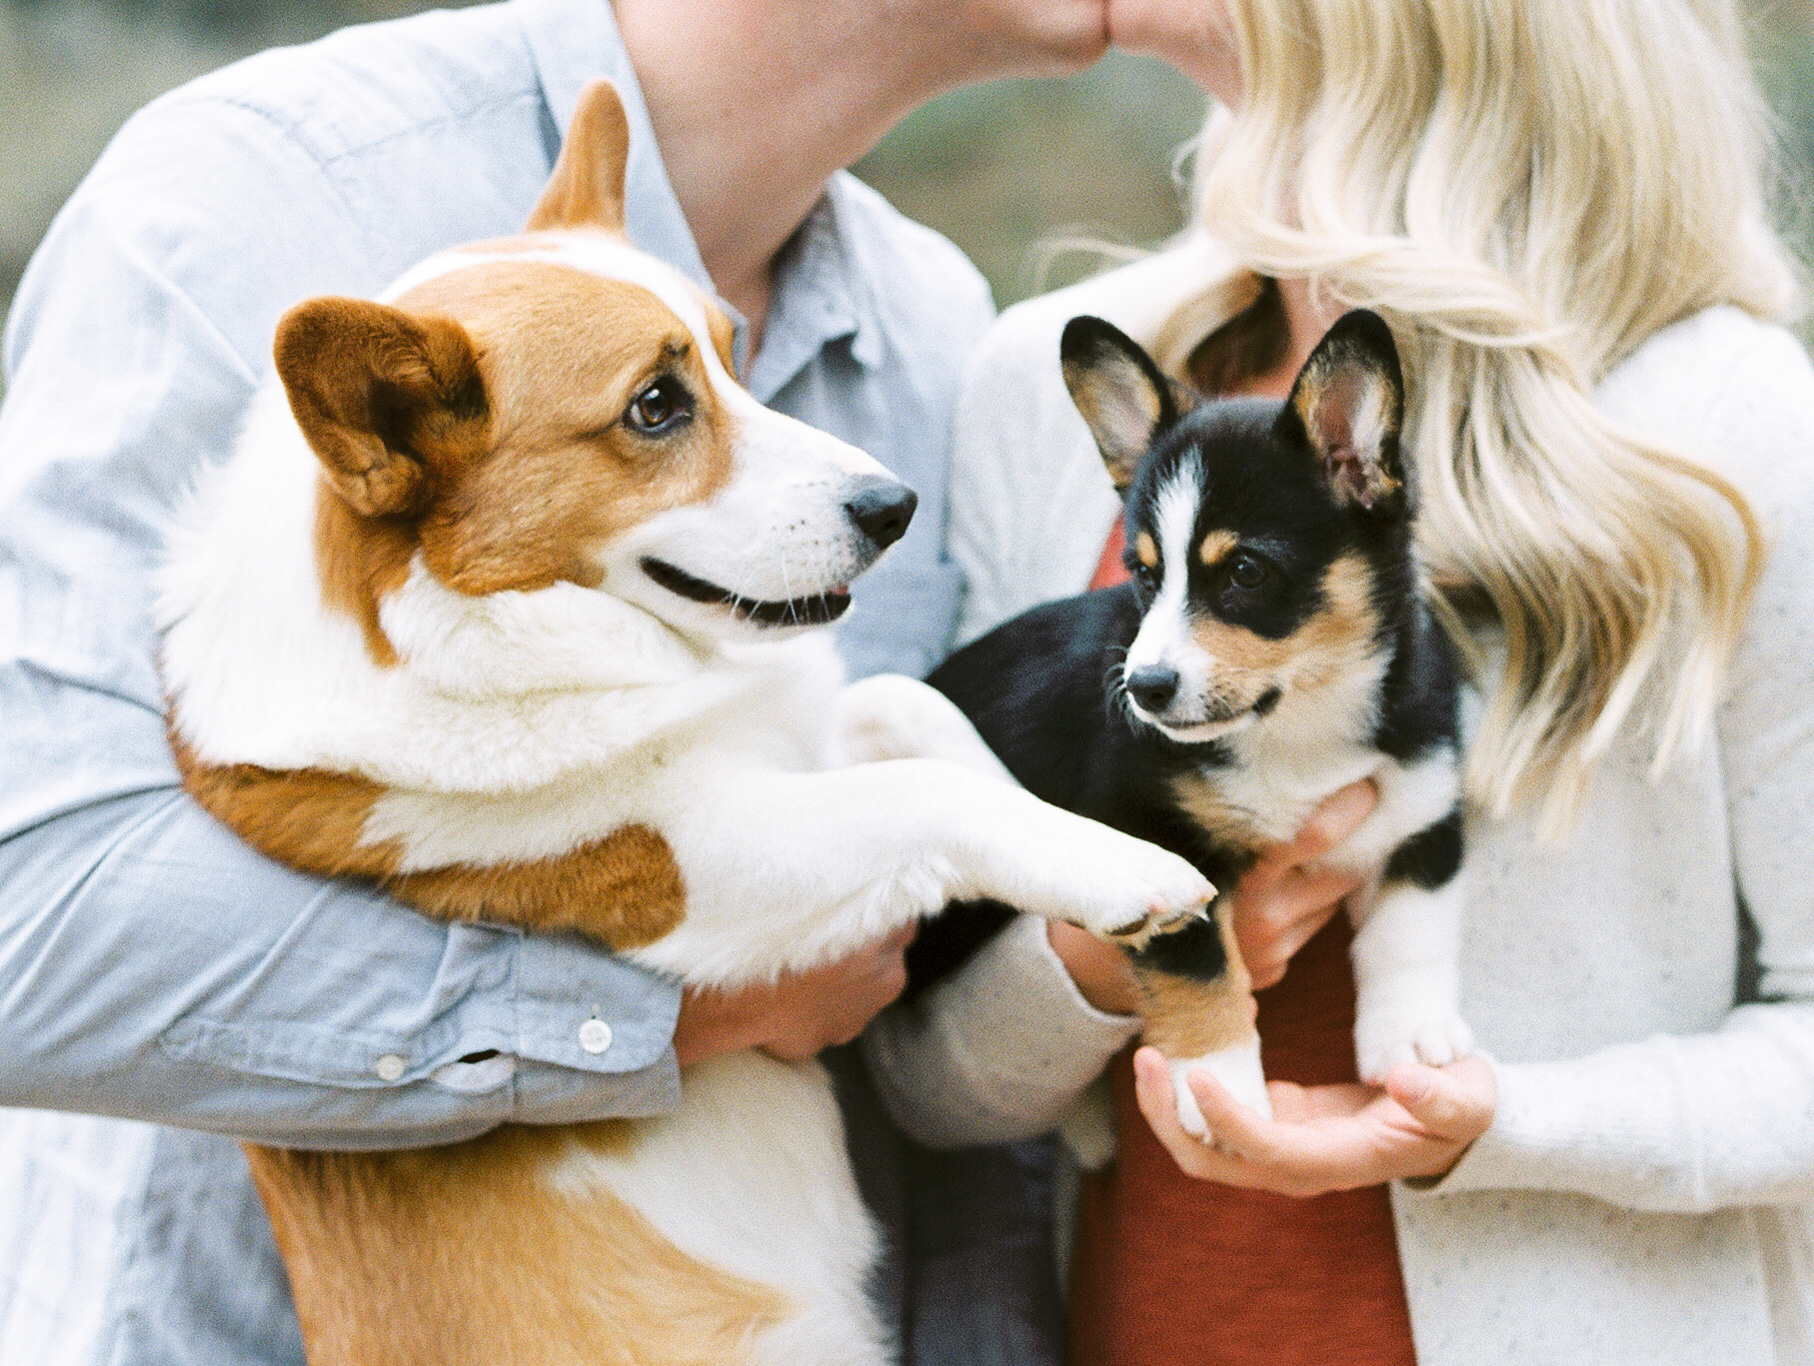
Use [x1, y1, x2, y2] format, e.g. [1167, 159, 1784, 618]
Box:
[746, 180, 885, 400]
[515, 0, 884, 400]
[517, 0, 711, 293]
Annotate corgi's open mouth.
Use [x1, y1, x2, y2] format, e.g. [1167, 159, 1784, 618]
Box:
[639, 556, 853, 627]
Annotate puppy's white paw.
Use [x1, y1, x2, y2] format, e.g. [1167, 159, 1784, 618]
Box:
[1169, 1038, 1271, 1143]
[1354, 1006, 1475, 1084]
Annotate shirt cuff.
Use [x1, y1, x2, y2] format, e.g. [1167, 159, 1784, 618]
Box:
[154, 922, 685, 1130]
[508, 928, 682, 1121]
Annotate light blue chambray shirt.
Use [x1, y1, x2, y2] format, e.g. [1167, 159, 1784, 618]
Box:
[0, 1, 999, 1359]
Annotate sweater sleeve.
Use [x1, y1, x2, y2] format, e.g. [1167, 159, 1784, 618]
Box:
[863, 915, 1139, 1149]
[1427, 318, 1814, 1211]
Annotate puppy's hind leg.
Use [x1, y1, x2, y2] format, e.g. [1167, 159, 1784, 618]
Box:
[1349, 874, 1473, 1084]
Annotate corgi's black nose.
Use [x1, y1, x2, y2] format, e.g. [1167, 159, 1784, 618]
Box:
[1126, 664, 1180, 714]
[846, 480, 918, 552]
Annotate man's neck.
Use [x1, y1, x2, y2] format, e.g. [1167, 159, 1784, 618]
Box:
[614, 0, 1107, 345]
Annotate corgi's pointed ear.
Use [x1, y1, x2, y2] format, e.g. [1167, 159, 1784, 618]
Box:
[1061, 315, 1182, 494]
[275, 297, 488, 518]
[1277, 309, 1406, 512]
[525, 78, 631, 234]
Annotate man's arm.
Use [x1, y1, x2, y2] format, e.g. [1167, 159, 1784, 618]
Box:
[0, 82, 802, 1150]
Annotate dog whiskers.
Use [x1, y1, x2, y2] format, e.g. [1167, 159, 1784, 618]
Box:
[1102, 652, 1145, 730]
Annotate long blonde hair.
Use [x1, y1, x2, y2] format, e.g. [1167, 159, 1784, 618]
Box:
[1188, 0, 1798, 833]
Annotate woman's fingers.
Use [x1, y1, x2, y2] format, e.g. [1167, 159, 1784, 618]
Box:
[1285, 779, 1379, 860]
[1133, 1046, 1499, 1194]
[1383, 1057, 1497, 1142]
[1230, 779, 1377, 987]
[1235, 867, 1362, 987]
[1131, 1046, 1246, 1179]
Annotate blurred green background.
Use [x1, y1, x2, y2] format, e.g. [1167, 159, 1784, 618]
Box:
[2, 0, 1811, 348]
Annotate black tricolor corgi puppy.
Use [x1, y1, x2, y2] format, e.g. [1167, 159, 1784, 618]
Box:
[926, 309, 1473, 1138]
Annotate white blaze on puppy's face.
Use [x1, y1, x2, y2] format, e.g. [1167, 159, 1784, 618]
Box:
[1119, 455, 1388, 744]
[1123, 454, 1244, 741]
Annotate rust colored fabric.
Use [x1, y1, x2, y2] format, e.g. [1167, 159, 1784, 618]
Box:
[1066, 917, 1418, 1366]
[1089, 518, 1129, 591]
[1068, 517, 1416, 1365]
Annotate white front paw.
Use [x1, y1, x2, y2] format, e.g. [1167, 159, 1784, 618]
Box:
[1353, 1003, 1475, 1084]
[1169, 1038, 1271, 1142]
[1066, 838, 1211, 943]
[973, 801, 1211, 941]
[1060, 829, 1214, 945]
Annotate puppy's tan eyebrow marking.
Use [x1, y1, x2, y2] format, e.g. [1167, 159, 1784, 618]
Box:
[1198, 529, 1238, 567]
[1134, 532, 1160, 569]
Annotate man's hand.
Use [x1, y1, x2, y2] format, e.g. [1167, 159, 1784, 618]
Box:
[1231, 779, 1376, 989]
[671, 923, 917, 1066]
[1131, 1044, 1496, 1196]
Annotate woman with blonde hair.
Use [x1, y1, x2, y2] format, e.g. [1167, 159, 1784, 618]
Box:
[866, 0, 1814, 1361]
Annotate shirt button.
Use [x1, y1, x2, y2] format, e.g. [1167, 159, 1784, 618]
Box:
[577, 1019, 613, 1055]
[374, 1054, 406, 1082]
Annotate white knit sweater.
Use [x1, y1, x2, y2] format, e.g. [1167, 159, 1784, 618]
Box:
[865, 244, 1814, 1365]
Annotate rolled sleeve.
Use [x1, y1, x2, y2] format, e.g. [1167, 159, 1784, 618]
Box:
[0, 609, 682, 1150]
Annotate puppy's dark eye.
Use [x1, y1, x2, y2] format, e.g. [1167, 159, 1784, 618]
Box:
[1225, 551, 1271, 591]
[1127, 560, 1159, 593]
[624, 379, 693, 436]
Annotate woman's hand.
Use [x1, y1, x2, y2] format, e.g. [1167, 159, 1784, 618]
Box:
[1231, 779, 1377, 989]
[1131, 1044, 1496, 1196]
[1048, 778, 1379, 1012]
[672, 923, 917, 1066]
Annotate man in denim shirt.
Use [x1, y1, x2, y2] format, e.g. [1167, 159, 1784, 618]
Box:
[0, 0, 1110, 1360]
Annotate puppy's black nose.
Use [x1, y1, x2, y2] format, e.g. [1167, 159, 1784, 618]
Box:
[845, 480, 918, 552]
[1126, 664, 1181, 714]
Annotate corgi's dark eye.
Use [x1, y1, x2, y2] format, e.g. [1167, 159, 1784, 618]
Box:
[1224, 551, 1271, 592]
[1120, 547, 1160, 592]
[625, 378, 694, 435]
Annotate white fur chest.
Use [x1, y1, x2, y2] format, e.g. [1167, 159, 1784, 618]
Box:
[1209, 686, 1459, 877]
[359, 632, 845, 873]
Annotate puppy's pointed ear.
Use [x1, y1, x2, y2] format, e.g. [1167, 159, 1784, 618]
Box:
[1061, 316, 1181, 494]
[1277, 309, 1406, 512]
[525, 78, 631, 234]
[275, 297, 488, 518]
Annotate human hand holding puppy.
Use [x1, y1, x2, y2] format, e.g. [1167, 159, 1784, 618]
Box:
[1131, 1046, 1496, 1195]
[1047, 779, 1378, 1013]
[675, 923, 918, 1065]
[1050, 777, 1494, 1189]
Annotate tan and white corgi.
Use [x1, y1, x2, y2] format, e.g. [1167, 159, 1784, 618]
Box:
[156, 81, 1213, 1366]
